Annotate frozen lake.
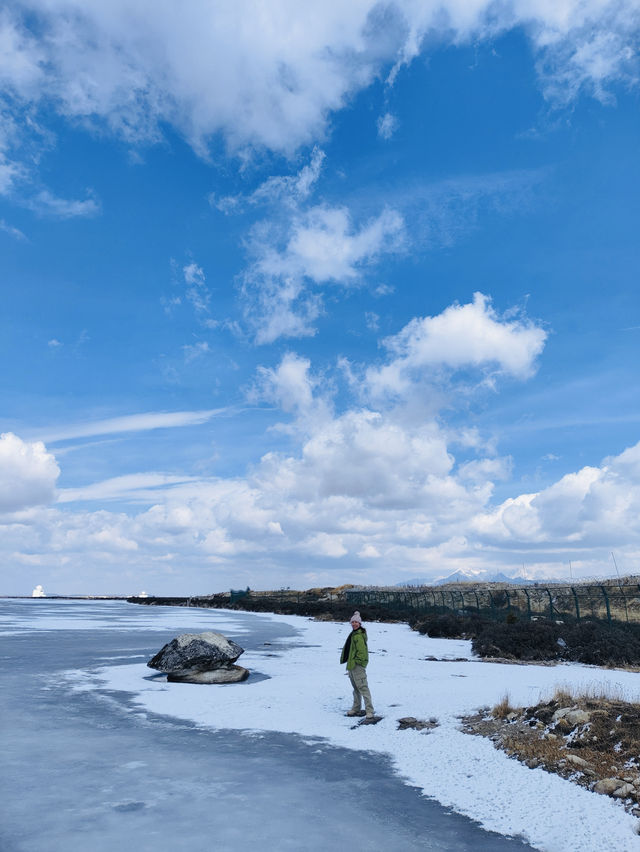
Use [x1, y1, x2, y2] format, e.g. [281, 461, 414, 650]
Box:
[0, 599, 534, 851]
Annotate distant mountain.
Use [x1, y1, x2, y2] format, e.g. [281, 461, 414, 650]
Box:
[399, 569, 538, 587]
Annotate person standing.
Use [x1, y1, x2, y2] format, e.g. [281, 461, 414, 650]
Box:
[340, 611, 375, 718]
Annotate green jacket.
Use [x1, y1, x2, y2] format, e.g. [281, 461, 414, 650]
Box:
[340, 627, 368, 670]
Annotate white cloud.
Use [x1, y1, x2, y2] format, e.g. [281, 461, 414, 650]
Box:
[472, 440, 640, 553]
[35, 408, 230, 443]
[3, 2, 638, 158]
[248, 146, 326, 208]
[8, 418, 640, 592]
[254, 353, 317, 416]
[0, 217, 26, 239]
[365, 292, 547, 399]
[0, 156, 21, 194]
[377, 111, 398, 139]
[0, 432, 59, 511]
[57, 473, 198, 504]
[26, 189, 100, 218]
[284, 205, 405, 284]
[0, 8, 44, 96]
[3, 288, 640, 591]
[182, 341, 210, 363]
[183, 262, 211, 314]
[304, 532, 348, 558]
[1, 2, 392, 155]
[244, 204, 404, 343]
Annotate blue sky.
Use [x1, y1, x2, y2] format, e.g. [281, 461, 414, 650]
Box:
[1, 1, 640, 595]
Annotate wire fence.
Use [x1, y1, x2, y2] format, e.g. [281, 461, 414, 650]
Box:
[344, 583, 640, 626]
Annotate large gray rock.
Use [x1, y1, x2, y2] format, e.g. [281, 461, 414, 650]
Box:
[147, 631, 245, 675]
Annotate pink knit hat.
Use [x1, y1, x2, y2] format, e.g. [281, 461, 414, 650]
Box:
[350, 611, 362, 624]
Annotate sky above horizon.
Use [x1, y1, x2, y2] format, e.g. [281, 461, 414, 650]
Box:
[2, 0, 640, 595]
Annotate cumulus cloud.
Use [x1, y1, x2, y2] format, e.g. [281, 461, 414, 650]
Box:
[0, 432, 59, 511]
[0, 1, 636, 180]
[473, 441, 640, 552]
[254, 353, 318, 416]
[365, 292, 547, 400]
[8, 421, 640, 591]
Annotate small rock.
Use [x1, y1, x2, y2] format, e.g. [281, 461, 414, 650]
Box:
[594, 778, 625, 795]
[397, 716, 439, 731]
[552, 707, 590, 726]
[566, 754, 593, 769]
[565, 709, 590, 726]
[613, 783, 635, 799]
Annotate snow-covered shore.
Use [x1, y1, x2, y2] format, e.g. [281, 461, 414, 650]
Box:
[67, 610, 640, 852]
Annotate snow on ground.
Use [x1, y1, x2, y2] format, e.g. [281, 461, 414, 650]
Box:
[66, 611, 640, 852]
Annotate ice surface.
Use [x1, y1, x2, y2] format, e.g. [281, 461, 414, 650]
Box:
[0, 598, 253, 635]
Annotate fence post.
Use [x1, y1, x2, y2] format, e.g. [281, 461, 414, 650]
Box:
[619, 585, 629, 623]
[600, 586, 611, 623]
[570, 587, 580, 622]
[488, 591, 496, 620]
[523, 588, 532, 620]
[545, 588, 554, 620]
[473, 590, 480, 614]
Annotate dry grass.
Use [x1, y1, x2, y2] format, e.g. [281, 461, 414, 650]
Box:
[463, 692, 640, 816]
[491, 693, 518, 719]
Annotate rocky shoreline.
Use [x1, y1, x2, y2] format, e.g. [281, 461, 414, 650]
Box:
[462, 694, 640, 818]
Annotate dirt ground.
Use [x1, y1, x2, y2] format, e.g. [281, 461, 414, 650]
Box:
[462, 692, 640, 816]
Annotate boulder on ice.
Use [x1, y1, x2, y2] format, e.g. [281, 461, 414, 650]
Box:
[147, 631, 248, 683]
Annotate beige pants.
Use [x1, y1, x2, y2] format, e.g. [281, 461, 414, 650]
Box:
[348, 665, 374, 716]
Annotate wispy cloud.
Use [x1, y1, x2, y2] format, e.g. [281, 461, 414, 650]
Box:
[182, 341, 210, 363]
[27, 189, 100, 219]
[0, 218, 27, 240]
[35, 408, 235, 444]
[210, 147, 325, 214]
[57, 472, 199, 504]
[377, 112, 398, 140]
